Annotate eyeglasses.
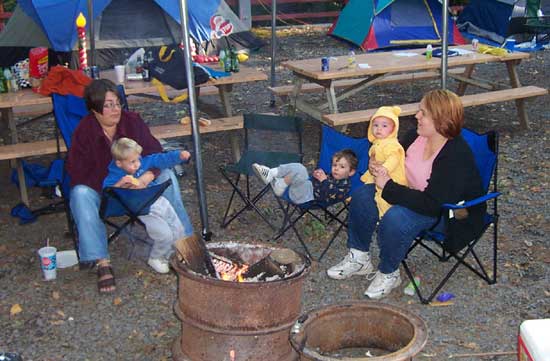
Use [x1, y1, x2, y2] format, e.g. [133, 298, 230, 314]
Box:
[103, 101, 122, 110]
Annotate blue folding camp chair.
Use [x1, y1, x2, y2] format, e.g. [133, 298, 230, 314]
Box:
[271, 125, 370, 260]
[99, 180, 172, 260]
[401, 128, 501, 304]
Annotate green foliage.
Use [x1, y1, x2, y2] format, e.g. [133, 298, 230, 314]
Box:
[303, 217, 326, 240]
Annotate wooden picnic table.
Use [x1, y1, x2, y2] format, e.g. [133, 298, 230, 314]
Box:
[0, 64, 267, 206]
[281, 45, 539, 129]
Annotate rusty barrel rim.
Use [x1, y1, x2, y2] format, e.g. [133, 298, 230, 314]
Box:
[290, 301, 428, 361]
[171, 241, 311, 286]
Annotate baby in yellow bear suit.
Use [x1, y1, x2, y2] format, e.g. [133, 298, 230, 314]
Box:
[361, 106, 407, 217]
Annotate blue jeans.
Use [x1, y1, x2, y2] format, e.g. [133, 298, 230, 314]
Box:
[347, 184, 438, 274]
[70, 169, 193, 262]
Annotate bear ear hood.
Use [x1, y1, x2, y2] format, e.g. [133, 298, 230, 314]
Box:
[368, 106, 401, 142]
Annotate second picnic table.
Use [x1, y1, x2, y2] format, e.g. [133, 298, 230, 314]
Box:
[280, 45, 547, 129]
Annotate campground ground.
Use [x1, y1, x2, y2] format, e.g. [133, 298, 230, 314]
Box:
[0, 27, 549, 360]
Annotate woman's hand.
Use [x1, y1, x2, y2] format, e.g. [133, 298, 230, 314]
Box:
[372, 165, 390, 189]
[312, 168, 328, 182]
[368, 151, 383, 174]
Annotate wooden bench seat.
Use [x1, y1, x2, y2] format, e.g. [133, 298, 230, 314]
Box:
[269, 68, 466, 98]
[322, 86, 549, 127]
[0, 115, 243, 162]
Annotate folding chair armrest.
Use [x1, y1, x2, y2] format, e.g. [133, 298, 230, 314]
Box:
[442, 192, 501, 210]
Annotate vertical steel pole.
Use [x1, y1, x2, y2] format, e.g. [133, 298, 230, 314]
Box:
[238, 0, 252, 29]
[87, 0, 95, 67]
[441, 0, 449, 90]
[178, 0, 210, 240]
[270, 0, 277, 107]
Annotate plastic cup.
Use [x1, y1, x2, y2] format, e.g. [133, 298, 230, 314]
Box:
[114, 65, 125, 84]
[38, 246, 57, 281]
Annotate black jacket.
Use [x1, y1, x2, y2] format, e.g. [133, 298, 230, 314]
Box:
[382, 129, 486, 252]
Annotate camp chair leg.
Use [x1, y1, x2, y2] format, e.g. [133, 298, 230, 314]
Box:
[318, 221, 345, 261]
[219, 167, 279, 230]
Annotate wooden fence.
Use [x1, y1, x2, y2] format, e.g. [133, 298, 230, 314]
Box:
[225, 0, 340, 24]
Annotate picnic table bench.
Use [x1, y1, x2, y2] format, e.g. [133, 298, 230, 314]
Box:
[0, 115, 244, 206]
[322, 86, 549, 126]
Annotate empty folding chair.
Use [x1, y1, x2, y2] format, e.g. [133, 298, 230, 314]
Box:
[401, 129, 501, 304]
[271, 125, 370, 260]
[219, 113, 304, 229]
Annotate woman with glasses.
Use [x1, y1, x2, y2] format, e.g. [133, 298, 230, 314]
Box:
[66, 79, 194, 294]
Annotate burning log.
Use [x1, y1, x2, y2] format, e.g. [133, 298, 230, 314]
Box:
[174, 234, 218, 278]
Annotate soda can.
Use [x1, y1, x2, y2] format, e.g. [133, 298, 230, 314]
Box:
[321, 57, 329, 72]
[90, 65, 100, 79]
[472, 38, 479, 51]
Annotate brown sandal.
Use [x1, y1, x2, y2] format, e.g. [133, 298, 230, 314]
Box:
[97, 263, 116, 294]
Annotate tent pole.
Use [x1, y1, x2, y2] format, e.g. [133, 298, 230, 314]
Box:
[270, 0, 277, 107]
[440, 0, 449, 90]
[178, 0, 211, 241]
[87, 0, 95, 67]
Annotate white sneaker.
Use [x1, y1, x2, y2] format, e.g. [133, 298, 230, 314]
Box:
[147, 258, 170, 274]
[252, 163, 277, 184]
[327, 249, 373, 280]
[364, 269, 402, 299]
[271, 178, 288, 196]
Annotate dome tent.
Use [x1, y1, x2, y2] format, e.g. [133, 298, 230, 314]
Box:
[0, 0, 264, 68]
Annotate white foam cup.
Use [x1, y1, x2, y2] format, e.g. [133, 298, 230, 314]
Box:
[114, 65, 125, 84]
[38, 246, 57, 281]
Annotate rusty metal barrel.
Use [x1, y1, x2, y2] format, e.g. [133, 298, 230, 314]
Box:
[290, 301, 428, 361]
[171, 242, 311, 361]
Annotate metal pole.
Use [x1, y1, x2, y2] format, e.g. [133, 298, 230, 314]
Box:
[87, 0, 95, 67]
[270, 0, 277, 107]
[178, 0, 211, 240]
[440, 0, 449, 89]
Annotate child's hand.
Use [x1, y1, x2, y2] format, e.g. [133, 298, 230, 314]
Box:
[180, 150, 191, 162]
[312, 168, 328, 182]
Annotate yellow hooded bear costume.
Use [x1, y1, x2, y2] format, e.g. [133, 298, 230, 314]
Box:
[360, 106, 407, 217]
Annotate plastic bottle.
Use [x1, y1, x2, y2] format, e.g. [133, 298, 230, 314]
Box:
[347, 49, 356, 69]
[426, 44, 433, 60]
[3, 68, 13, 92]
[219, 50, 226, 69]
[224, 49, 232, 72]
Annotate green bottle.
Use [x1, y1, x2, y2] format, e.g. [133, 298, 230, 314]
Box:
[0, 68, 7, 93]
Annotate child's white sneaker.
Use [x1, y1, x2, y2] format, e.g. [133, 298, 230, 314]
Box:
[271, 178, 288, 196]
[148, 258, 170, 274]
[364, 269, 401, 299]
[252, 163, 277, 184]
[327, 249, 373, 279]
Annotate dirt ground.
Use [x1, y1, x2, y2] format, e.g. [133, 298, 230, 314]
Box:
[1, 27, 549, 360]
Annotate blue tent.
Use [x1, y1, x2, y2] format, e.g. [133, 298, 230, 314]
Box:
[0, 0, 261, 67]
[328, 0, 465, 50]
[457, 0, 546, 44]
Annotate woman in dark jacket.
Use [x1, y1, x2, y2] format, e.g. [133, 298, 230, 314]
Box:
[327, 89, 486, 299]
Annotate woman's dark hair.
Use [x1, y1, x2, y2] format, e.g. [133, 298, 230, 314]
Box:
[422, 89, 464, 138]
[84, 79, 120, 114]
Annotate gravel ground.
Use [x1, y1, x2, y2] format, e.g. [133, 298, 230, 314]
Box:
[1, 27, 549, 360]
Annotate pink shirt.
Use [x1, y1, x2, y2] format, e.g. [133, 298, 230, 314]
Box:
[405, 136, 446, 191]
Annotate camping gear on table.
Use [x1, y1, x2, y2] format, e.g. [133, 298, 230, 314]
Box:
[0, 0, 263, 68]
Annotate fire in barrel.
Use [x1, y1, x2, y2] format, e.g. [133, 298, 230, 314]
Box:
[171, 236, 311, 361]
